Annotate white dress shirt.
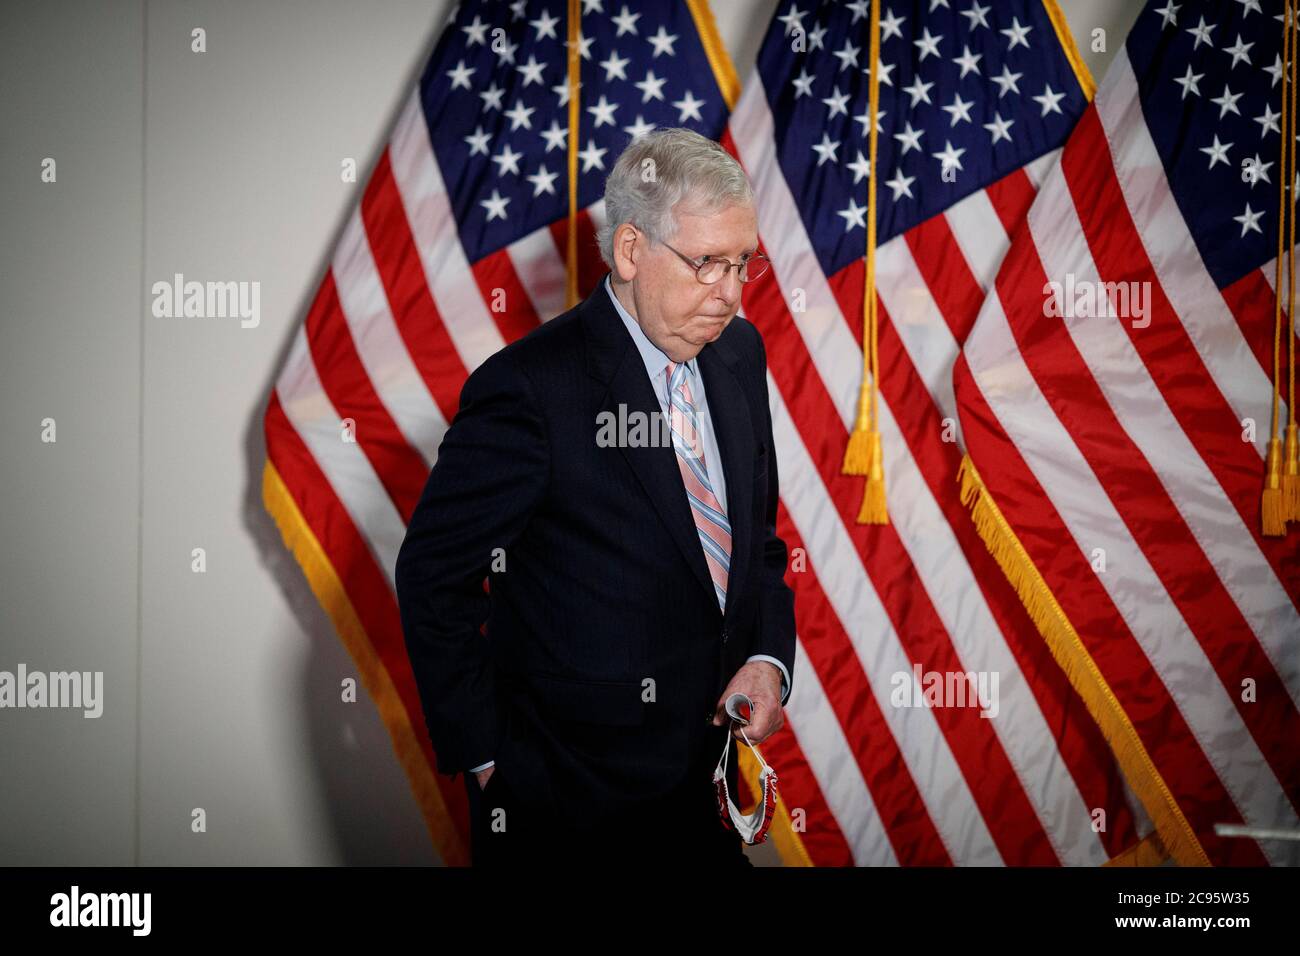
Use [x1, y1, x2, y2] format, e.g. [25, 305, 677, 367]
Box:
[604, 275, 790, 705]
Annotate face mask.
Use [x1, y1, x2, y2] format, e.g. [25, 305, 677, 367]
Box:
[712, 692, 779, 845]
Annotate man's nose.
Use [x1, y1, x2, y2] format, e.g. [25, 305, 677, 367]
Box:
[715, 266, 743, 304]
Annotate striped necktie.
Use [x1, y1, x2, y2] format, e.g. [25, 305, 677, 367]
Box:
[666, 359, 731, 611]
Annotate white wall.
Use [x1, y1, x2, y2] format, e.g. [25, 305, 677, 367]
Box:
[0, 0, 1142, 865]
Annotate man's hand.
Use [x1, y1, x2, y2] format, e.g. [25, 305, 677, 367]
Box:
[474, 766, 495, 791]
[711, 660, 784, 743]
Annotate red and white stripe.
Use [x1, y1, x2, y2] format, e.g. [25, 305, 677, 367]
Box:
[955, 48, 1300, 867]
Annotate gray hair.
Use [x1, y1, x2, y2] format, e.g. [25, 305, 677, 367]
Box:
[596, 127, 754, 269]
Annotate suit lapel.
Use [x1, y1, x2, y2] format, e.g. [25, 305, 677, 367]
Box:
[696, 341, 753, 629]
[582, 275, 754, 622]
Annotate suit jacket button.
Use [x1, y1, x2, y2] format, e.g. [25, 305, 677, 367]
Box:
[721, 628, 729, 643]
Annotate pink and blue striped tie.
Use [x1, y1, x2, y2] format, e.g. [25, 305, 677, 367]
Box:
[666, 360, 731, 611]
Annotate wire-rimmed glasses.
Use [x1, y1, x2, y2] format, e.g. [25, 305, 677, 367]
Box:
[660, 240, 771, 284]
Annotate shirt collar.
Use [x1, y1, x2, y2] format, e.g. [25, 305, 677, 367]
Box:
[604, 273, 698, 383]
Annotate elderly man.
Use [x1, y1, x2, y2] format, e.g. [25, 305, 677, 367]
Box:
[394, 127, 796, 867]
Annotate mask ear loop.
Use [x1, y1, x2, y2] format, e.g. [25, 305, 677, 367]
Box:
[723, 717, 774, 778]
[715, 693, 779, 843]
[721, 692, 774, 774]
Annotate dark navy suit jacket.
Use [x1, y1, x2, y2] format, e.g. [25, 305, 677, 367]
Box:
[394, 271, 797, 832]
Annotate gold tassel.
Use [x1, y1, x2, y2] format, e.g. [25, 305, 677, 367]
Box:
[1263, 437, 1285, 536]
[842, 384, 873, 475]
[1284, 424, 1300, 521]
[848, 0, 887, 523]
[857, 430, 889, 524]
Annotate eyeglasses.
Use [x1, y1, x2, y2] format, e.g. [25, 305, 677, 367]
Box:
[660, 240, 771, 284]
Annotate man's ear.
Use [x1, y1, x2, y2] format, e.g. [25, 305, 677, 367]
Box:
[612, 223, 639, 282]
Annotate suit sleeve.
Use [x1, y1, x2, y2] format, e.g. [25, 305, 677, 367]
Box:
[747, 327, 797, 704]
[394, 348, 549, 776]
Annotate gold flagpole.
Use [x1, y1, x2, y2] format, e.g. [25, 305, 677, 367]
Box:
[1264, 0, 1295, 534]
[564, 0, 582, 309]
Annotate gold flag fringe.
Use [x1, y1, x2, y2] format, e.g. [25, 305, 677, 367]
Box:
[957, 454, 1210, 866]
[1103, 832, 1169, 867]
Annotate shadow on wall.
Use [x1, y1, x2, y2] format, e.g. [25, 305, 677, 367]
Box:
[240, 414, 439, 866]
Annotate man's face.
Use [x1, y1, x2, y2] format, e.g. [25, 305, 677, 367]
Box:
[615, 201, 758, 362]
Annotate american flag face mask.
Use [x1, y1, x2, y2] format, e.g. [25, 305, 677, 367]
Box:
[712, 693, 779, 845]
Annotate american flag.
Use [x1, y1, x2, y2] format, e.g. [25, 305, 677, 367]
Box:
[954, 0, 1300, 866]
[263, 0, 1157, 866]
[724, 0, 1159, 864]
